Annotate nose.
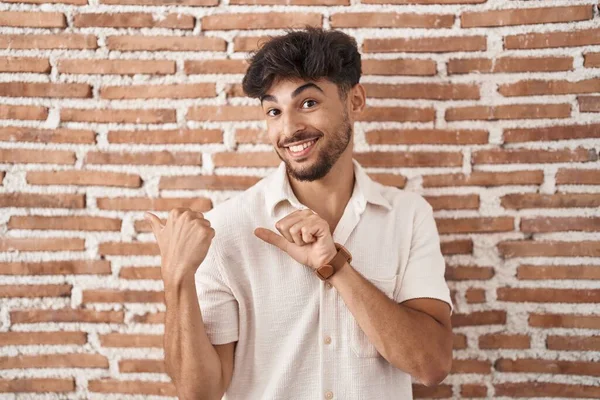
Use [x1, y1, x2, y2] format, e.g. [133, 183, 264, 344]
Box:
[281, 112, 306, 145]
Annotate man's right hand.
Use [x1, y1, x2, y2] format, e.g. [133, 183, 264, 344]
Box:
[145, 208, 215, 287]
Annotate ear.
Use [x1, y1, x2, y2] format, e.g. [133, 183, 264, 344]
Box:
[349, 83, 367, 115]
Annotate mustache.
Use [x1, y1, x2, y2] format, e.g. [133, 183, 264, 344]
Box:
[279, 132, 322, 147]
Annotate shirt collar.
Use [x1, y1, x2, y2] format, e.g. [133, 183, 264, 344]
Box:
[264, 158, 393, 217]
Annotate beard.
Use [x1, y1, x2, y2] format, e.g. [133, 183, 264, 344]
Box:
[276, 111, 352, 182]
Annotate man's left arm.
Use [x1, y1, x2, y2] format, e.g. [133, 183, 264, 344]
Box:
[329, 264, 453, 386]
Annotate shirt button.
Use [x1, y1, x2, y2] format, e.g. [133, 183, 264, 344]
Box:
[324, 336, 332, 345]
[325, 391, 334, 399]
[326, 282, 333, 289]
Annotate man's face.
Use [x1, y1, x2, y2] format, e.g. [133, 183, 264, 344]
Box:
[260, 78, 353, 182]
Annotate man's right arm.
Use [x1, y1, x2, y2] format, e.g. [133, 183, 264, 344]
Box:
[164, 277, 235, 400]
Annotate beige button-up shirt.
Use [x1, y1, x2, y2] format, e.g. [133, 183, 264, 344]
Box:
[195, 158, 453, 400]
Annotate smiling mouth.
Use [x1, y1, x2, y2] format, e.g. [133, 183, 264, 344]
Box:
[285, 138, 319, 159]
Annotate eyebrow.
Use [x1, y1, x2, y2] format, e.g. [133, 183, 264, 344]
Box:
[260, 82, 324, 104]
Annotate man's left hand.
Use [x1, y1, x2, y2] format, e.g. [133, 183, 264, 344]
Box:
[254, 209, 337, 270]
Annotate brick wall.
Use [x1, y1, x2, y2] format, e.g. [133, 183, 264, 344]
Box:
[0, 0, 599, 398]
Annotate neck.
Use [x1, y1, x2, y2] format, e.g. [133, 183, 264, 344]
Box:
[287, 150, 355, 233]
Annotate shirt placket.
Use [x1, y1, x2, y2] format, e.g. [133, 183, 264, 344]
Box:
[319, 198, 363, 400]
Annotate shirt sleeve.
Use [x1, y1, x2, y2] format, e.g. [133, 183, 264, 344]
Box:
[394, 199, 454, 315]
[194, 241, 239, 345]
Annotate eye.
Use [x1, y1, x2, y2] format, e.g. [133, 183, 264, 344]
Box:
[302, 99, 318, 108]
[266, 108, 279, 117]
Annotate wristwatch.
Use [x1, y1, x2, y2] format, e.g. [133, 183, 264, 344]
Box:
[315, 243, 352, 281]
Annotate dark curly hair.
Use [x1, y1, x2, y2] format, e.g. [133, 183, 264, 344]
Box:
[241, 25, 362, 103]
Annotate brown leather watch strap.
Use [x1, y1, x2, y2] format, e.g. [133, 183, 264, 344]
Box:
[315, 243, 352, 281]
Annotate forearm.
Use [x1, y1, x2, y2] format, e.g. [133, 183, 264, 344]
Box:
[329, 262, 452, 385]
[164, 277, 223, 400]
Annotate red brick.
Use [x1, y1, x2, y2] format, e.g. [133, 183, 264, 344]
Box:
[160, 175, 261, 191]
[462, 5, 593, 28]
[0, 11, 66, 28]
[495, 382, 600, 398]
[367, 173, 407, 189]
[530, 313, 600, 329]
[498, 287, 600, 303]
[495, 358, 600, 377]
[99, 242, 153, 257]
[10, 309, 123, 324]
[201, 12, 321, 30]
[0, 237, 84, 252]
[235, 128, 269, 144]
[119, 266, 162, 280]
[8, 215, 121, 231]
[101, 83, 215, 99]
[473, 147, 596, 164]
[445, 266, 494, 281]
[504, 123, 600, 143]
[119, 359, 165, 373]
[96, 196, 211, 212]
[500, 78, 600, 96]
[426, 195, 480, 210]
[108, 35, 225, 52]
[4, 0, 86, 3]
[0, 57, 50, 73]
[451, 359, 491, 374]
[0, 331, 87, 346]
[85, 151, 201, 166]
[499, 240, 600, 258]
[108, 129, 221, 145]
[367, 129, 488, 145]
[231, 0, 348, 4]
[521, 217, 600, 233]
[0, 285, 71, 298]
[0, 193, 84, 209]
[100, 333, 163, 348]
[61, 109, 175, 124]
[88, 379, 176, 396]
[0, 353, 108, 369]
[452, 310, 506, 327]
[505, 28, 600, 49]
[102, 0, 215, 4]
[579, 95, 600, 112]
[0, 34, 97, 49]
[188, 105, 263, 121]
[556, 168, 600, 185]
[0, 104, 48, 120]
[441, 239, 473, 255]
[461, 384, 487, 398]
[58, 59, 174, 75]
[331, 12, 454, 28]
[354, 151, 462, 168]
[423, 171, 543, 187]
[213, 151, 279, 168]
[27, 170, 141, 188]
[132, 312, 164, 324]
[364, 0, 485, 3]
[364, 83, 479, 100]
[357, 106, 435, 122]
[465, 288, 486, 303]
[517, 265, 600, 280]
[0, 82, 90, 98]
[83, 289, 164, 303]
[362, 59, 436, 76]
[0, 379, 74, 393]
[0, 149, 75, 164]
[446, 103, 571, 121]
[479, 334, 530, 349]
[501, 193, 600, 209]
[74, 13, 194, 29]
[0, 260, 111, 275]
[584, 52, 600, 67]
[185, 59, 248, 74]
[448, 56, 573, 74]
[547, 335, 600, 351]
[363, 36, 486, 53]
[412, 384, 453, 398]
[0, 127, 95, 144]
[233, 35, 266, 52]
[436, 217, 514, 234]
[454, 333, 467, 350]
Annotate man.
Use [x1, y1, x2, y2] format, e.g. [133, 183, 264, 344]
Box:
[145, 26, 453, 400]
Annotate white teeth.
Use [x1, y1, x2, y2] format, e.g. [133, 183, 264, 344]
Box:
[289, 140, 316, 153]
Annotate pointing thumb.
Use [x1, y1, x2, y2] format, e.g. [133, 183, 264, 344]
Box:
[144, 212, 163, 236]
